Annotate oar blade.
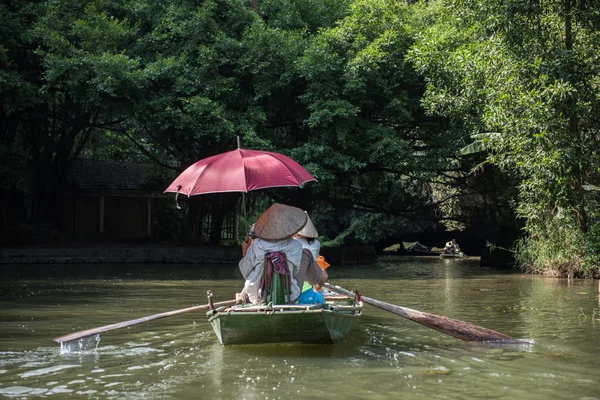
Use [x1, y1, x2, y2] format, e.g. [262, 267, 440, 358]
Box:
[409, 309, 512, 342]
[326, 283, 516, 343]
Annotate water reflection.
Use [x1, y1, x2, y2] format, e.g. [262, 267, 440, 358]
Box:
[1, 257, 599, 399]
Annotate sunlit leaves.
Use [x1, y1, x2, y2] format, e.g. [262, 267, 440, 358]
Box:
[412, 0, 600, 274]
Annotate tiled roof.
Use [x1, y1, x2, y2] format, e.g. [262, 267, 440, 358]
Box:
[68, 159, 148, 190]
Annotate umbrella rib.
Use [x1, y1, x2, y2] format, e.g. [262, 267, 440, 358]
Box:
[273, 153, 316, 185]
[240, 149, 249, 193]
[190, 164, 213, 195]
[192, 150, 240, 194]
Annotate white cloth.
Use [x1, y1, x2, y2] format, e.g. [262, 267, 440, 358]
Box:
[239, 238, 303, 304]
[293, 237, 321, 261]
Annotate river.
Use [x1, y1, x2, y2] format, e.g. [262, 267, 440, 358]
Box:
[1, 256, 599, 399]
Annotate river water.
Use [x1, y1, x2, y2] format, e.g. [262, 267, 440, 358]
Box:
[1, 256, 599, 399]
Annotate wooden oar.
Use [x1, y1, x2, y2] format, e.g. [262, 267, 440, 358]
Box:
[325, 283, 513, 342]
[53, 299, 236, 343]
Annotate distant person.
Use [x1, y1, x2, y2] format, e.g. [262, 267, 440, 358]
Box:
[444, 239, 460, 254]
[236, 203, 327, 305]
[453, 241, 461, 254]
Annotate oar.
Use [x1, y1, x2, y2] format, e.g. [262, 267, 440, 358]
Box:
[325, 283, 515, 342]
[53, 299, 236, 343]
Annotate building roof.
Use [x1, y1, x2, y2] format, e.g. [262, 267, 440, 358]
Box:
[69, 159, 149, 190]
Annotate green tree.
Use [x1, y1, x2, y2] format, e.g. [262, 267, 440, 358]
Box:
[287, 0, 464, 244]
[411, 0, 600, 275]
[1, 0, 520, 251]
[0, 0, 148, 231]
[123, 0, 324, 243]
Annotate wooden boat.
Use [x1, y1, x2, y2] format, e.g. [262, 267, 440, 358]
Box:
[207, 296, 362, 345]
[53, 286, 519, 349]
[440, 252, 465, 258]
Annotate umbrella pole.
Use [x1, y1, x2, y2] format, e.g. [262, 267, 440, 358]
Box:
[242, 192, 249, 238]
[237, 136, 250, 238]
[237, 136, 249, 237]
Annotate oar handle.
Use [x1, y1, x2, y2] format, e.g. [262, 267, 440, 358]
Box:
[53, 299, 236, 343]
[325, 284, 424, 319]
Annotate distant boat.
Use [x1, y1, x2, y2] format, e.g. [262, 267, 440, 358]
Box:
[403, 242, 438, 256]
[440, 252, 466, 258]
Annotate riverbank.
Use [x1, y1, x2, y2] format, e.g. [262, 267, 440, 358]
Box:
[0, 244, 241, 264]
[0, 244, 377, 265]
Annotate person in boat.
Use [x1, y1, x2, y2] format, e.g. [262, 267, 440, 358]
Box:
[453, 241, 461, 254]
[237, 203, 327, 305]
[293, 211, 331, 271]
[444, 239, 460, 254]
[293, 211, 332, 304]
[297, 269, 329, 304]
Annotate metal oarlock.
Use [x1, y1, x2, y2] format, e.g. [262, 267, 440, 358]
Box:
[354, 289, 362, 303]
[207, 290, 214, 311]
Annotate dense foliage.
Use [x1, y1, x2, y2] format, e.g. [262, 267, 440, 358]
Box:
[2, 0, 598, 275]
[411, 0, 600, 276]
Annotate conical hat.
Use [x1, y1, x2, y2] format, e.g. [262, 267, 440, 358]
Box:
[254, 203, 308, 241]
[296, 212, 319, 238]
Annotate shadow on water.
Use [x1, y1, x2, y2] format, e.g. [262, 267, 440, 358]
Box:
[324, 256, 518, 282]
[220, 343, 339, 358]
[1, 255, 514, 284]
[0, 263, 244, 281]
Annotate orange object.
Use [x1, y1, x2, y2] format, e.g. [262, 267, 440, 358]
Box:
[317, 255, 330, 270]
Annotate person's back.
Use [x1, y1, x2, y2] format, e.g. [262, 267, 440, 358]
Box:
[237, 204, 327, 305]
[295, 236, 320, 260]
[240, 237, 303, 304]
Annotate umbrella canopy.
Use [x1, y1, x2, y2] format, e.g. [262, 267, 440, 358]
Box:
[165, 148, 316, 196]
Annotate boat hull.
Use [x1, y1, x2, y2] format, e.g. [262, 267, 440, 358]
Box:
[439, 253, 465, 258]
[208, 302, 362, 345]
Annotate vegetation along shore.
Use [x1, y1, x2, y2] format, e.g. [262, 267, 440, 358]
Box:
[1, 0, 599, 278]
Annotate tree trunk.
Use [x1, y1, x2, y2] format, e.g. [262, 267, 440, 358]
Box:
[574, 179, 588, 233]
[0, 193, 7, 242]
[36, 132, 77, 230]
[209, 195, 238, 245]
[564, 0, 588, 233]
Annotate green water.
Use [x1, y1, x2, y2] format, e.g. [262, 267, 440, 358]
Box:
[1, 256, 599, 399]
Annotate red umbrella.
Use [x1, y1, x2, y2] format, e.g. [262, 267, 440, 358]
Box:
[165, 148, 316, 196]
[165, 145, 316, 234]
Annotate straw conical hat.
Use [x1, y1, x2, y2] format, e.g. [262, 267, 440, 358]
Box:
[254, 203, 308, 241]
[296, 212, 319, 238]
